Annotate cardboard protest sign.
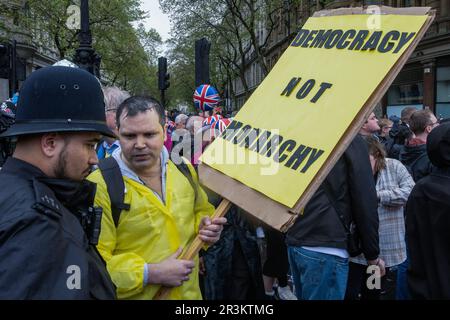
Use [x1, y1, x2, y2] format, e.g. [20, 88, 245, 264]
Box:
[197, 6, 434, 231]
[155, 5, 434, 300]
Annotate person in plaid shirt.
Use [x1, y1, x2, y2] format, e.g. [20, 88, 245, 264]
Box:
[346, 136, 415, 300]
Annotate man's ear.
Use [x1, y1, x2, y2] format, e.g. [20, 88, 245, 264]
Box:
[361, 122, 367, 131]
[40, 132, 62, 157]
[163, 123, 168, 142]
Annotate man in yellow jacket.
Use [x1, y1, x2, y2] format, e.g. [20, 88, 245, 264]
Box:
[88, 96, 226, 300]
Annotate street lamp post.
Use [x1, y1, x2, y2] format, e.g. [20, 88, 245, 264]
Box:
[73, 0, 101, 77]
[11, 40, 17, 96]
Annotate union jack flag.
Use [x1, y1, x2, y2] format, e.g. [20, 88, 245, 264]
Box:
[210, 118, 232, 138]
[166, 120, 176, 135]
[193, 84, 219, 112]
[0, 100, 16, 117]
[202, 114, 222, 127]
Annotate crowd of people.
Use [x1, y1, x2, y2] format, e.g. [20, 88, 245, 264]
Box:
[0, 64, 449, 300]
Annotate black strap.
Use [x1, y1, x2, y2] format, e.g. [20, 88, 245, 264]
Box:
[98, 157, 197, 228]
[98, 157, 130, 227]
[175, 159, 198, 200]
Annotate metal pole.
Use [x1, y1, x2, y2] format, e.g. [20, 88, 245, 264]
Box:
[80, 0, 90, 43]
[160, 89, 166, 109]
[74, 0, 101, 77]
[11, 40, 17, 95]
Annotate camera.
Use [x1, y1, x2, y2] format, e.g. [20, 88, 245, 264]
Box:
[80, 206, 103, 245]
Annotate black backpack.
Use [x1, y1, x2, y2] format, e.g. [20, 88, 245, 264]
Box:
[98, 157, 197, 227]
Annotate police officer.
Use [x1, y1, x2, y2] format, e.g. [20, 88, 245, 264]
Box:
[0, 66, 116, 299]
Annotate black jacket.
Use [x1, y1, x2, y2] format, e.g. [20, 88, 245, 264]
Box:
[0, 158, 116, 299]
[399, 143, 433, 182]
[202, 206, 265, 300]
[201, 189, 265, 300]
[406, 167, 450, 299]
[0, 111, 15, 167]
[286, 135, 379, 261]
[387, 123, 413, 160]
[0, 138, 13, 167]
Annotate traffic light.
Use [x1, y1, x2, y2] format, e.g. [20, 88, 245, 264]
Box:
[158, 57, 170, 90]
[195, 38, 210, 87]
[163, 72, 170, 90]
[0, 44, 11, 79]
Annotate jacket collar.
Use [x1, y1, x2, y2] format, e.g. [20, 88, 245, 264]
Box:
[36, 176, 97, 211]
[2, 157, 96, 211]
[111, 146, 169, 203]
[1, 157, 47, 180]
[111, 146, 169, 183]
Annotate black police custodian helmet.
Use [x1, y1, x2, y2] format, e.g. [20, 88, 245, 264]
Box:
[0, 66, 114, 138]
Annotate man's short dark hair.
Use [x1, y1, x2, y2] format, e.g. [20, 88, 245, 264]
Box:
[116, 96, 165, 128]
[409, 109, 433, 135]
[401, 106, 417, 125]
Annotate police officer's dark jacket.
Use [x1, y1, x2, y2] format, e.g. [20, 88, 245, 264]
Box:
[0, 157, 116, 299]
[286, 135, 380, 261]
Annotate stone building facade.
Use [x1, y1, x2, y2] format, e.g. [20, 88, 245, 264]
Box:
[230, 0, 450, 118]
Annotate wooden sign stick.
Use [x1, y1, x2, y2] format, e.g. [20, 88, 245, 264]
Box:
[154, 198, 232, 300]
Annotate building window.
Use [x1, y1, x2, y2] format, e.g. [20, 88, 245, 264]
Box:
[364, 0, 383, 5]
[386, 66, 423, 117]
[436, 66, 450, 119]
[403, 0, 415, 6]
[387, 83, 423, 117]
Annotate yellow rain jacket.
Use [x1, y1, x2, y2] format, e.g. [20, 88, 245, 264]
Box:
[88, 160, 214, 300]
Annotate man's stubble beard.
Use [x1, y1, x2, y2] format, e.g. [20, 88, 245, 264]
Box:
[54, 144, 89, 181]
[54, 144, 69, 180]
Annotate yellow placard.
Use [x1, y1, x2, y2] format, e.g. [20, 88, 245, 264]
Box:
[201, 13, 428, 208]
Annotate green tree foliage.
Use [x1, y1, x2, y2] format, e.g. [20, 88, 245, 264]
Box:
[164, 36, 196, 112]
[21, 0, 162, 95]
[160, 0, 286, 110]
